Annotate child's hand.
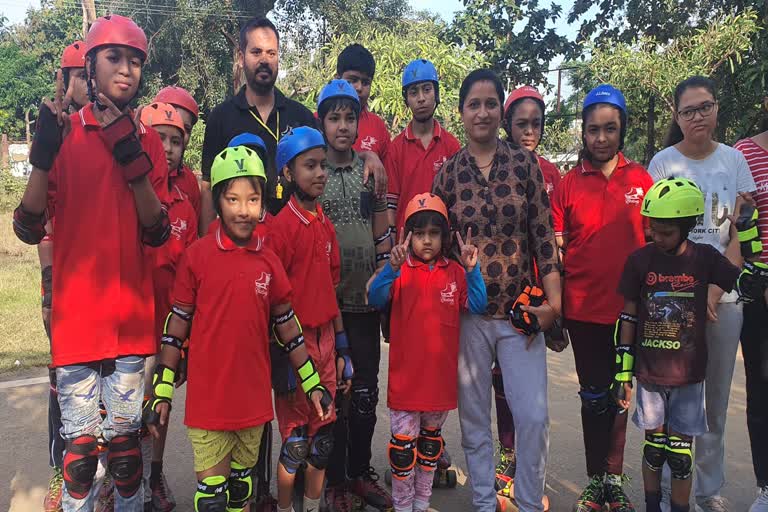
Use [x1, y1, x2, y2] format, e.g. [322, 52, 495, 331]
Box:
[615, 382, 632, 411]
[390, 228, 412, 271]
[147, 403, 170, 439]
[309, 389, 332, 421]
[92, 93, 127, 127]
[456, 227, 478, 272]
[336, 357, 352, 395]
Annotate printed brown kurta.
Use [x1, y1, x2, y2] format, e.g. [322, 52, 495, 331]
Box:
[432, 139, 559, 318]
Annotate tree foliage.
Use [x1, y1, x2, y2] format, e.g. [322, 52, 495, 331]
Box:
[446, 0, 573, 89]
[281, 20, 487, 139]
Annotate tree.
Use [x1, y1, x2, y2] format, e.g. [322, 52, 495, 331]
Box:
[445, 0, 573, 89]
[0, 41, 50, 138]
[281, 20, 488, 139]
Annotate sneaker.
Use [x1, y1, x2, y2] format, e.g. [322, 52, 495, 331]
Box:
[495, 445, 516, 497]
[324, 483, 353, 512]
[603, 474, 635, 512]
[750, 486, 768, 512]
[151, 471, 176, 511]
[695, 496, 730, 512]
[43, 467, 63, 512]
[348, 466, 393, 511]
[574, 474, 605, 512]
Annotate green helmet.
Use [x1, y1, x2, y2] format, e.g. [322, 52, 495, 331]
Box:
[210, 146, 267, 189]
[641, 177, 704, 219]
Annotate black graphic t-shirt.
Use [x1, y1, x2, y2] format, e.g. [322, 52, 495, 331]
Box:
[618, 241, 739, 386]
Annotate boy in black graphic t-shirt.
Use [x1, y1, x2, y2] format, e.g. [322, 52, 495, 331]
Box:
[614, 178, 740, 512]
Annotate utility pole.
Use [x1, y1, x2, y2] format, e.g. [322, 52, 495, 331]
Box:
[644, 0, 658, 164]
[81, 0, 96, 39]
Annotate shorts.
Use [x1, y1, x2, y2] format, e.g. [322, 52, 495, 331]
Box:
[632, 380, 708, 436]
[274, 322, 337, 441]
[187, 425, 264, 472]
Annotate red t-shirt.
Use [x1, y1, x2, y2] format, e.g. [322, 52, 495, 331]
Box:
[538, 155, 561, 197]
[735, 138, 768, 264]
[173, 227, 292, 430]
[152, 184, 198, 340]
[171, 164, 201, 220]
[269, 196, 341, 327]
[46, 105, 169, 366]
[387, 256, 468, 411]
[386, 121, 461, 233]
[353, 108, 390, 161]
[551, 153, 653, 325]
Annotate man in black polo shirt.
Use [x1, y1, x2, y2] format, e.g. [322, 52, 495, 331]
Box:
[200, 17, 387, 228]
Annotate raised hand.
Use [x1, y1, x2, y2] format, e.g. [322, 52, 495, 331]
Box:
[390, 228, 412, 271]
[456, 227, 478, 272]
[92, 92, 127, 127]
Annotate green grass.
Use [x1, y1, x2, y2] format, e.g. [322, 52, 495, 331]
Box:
[0, 176, 50, 373]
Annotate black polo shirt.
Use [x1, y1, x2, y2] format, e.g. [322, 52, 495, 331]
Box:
[201, 85, 317, 214]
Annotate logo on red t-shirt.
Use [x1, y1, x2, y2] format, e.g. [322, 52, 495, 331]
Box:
[360, 135, 377, 151]
[170, 218, 188, 240]
[433, 156, 448, 173]
[625, 187, 644, 205]
[254, 272, 272, 297]
[440, 282, 457, 305]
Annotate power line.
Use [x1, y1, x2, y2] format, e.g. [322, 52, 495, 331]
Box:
[0, 0, 263, 20]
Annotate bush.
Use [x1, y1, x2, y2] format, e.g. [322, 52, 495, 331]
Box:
[0, 171, 26, 213]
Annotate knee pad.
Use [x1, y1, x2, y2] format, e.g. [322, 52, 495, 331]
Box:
[666, 436, 693, 480]
[195, 475, 229, 512]
[308, 424, 334, 469]
[279, 426, 309, 474]
[63, 435, 99, 499]
[227, 461, 253, 511]
[643, 432, 668, 472]
[579, 386, 611, 415]
[107, 434, 142, 498]
[351, 386, 379, 417]
[388, 434, 417, 480]
[416, 427, 444, 472]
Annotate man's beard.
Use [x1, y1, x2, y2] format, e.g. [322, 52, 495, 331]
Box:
[245, 63, 277, 95]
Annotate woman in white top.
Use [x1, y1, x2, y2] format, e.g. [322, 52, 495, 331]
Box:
[648, 75, 756, 512]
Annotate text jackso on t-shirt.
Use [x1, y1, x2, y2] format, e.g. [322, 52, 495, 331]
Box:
[618, 241, 739, 386]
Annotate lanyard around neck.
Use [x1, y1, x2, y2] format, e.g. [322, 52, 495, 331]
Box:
[249, 108, 280, 143]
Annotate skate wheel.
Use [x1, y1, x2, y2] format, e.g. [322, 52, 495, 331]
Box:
[384, 470, 392, 486]
[446, 469, 457, 488]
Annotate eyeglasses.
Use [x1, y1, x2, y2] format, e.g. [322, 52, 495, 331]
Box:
[677, 102, 717, 122]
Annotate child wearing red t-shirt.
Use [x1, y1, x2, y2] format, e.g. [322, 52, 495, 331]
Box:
[13, 15, 171, 512]
[139, 101, 199, 511]
[270, 126, 350, 512]
[143, 146, 332, 512]
[368, 193, 486, 512]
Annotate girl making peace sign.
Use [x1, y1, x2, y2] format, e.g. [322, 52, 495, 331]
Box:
[368, 193, 487, 512]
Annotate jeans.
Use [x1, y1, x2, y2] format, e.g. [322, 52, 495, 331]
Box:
[742, 298, 768, 487]
[57, 356, 145, 512]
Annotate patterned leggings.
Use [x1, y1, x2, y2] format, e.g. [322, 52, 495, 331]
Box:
[389, 409, 449, 512]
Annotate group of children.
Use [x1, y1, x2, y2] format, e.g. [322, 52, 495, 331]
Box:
[11, 11, 768, 512]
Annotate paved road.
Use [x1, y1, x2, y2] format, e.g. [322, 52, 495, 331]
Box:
[1, 343, 758, 511]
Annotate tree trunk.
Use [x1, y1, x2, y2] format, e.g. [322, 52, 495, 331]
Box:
[1, 133, 8, 172]
[81, 0, 97, 39]
[25, 108, 32, 146]
[645, 93, 656, 165]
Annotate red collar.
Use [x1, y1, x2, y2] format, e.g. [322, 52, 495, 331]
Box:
[405, 254, 450, 269]
[79, 103, 146, 134]
[580, 152, 628, 174]
[287, 195, 325, 226]
[404, 120, 443, 142]
[215, 226, 263, 252]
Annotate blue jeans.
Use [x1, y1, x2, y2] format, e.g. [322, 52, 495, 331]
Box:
[56, 356, 145, 512]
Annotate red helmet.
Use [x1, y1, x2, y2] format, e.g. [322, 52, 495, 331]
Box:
[61, 41, 86, 69]
[403, 193, 449, 226]
[154, 86, 199, 121]
[140, 102, 185, 135]
[504, 86, 544, 118]
[85, 15, 148, 60]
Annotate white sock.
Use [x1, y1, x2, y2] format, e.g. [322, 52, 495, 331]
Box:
[276, 505, 293, 512]
[302, 496, 320, 512]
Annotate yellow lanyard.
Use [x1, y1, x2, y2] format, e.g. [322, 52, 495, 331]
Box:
[249, 109, 280, 143]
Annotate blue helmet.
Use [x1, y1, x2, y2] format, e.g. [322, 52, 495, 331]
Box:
[275, 126, 326, 173]
[583, 84, 627, 114]
[402, 59, 440, 106]
[317, 79, 360, 119]
[228, 132, 267, 154]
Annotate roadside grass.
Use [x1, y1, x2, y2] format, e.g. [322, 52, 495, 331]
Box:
[0, 179, 50, 373]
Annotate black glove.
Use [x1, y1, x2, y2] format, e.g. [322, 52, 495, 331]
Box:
[29, 103, 63, 171]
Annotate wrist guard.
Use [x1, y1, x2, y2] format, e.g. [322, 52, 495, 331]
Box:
[29, 103, 63, 171]
[509, 285, 547, 336]
[102, 114, 153, 182]
[297, 357, 333, 410]
[736, 204, 763, 259]
[737, 261, 768, 304]
[335, 331, 354, 381]
[142, 364, 175, 425]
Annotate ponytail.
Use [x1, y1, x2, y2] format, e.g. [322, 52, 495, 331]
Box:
[663, 119, 684, 148]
